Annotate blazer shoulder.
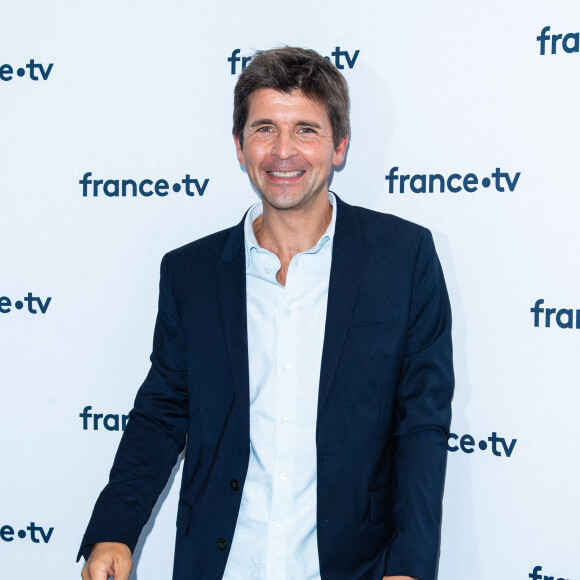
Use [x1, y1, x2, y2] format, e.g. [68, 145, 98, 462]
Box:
[350, 203, 431, 245]
[163, 223, 239, 269]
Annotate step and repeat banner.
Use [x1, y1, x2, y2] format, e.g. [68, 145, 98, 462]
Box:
[1, 1, 579, 578]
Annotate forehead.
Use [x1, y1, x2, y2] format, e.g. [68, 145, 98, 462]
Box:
[246, 88, 330, 125]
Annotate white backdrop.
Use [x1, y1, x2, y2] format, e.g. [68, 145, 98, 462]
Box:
[1, 1, 579, 579]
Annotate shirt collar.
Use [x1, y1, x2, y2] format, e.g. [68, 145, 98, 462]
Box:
[244, 192, 337, 264]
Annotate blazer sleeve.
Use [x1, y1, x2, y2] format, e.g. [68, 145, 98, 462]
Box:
[384, 228, 454, 580]
[77, 254, 189, 561]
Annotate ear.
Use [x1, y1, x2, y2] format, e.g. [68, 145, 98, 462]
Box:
[234, 134, 245, 165]
[332, 136, 349, 166]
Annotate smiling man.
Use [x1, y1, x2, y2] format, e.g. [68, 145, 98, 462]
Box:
[79, 47, 454, 580]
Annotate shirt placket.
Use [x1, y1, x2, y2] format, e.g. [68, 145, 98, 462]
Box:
[266, 259, 300, 580]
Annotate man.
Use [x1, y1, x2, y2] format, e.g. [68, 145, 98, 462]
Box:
[79, 47, 453, 580]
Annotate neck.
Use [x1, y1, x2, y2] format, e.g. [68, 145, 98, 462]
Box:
[253, 192, 332, 263]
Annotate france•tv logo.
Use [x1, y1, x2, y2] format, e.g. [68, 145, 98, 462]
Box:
[531, 299, 580, 329]
[79, 172, 209, 198]
[0, 522, 53, 544]
[448, 431, 516, 457]
[80, 406, 129, 432]
[529, 564, 571, 580]
[228, 46, 360, 74]
[0, 293, 51, 314]
[0, 59, 53, 81]
[537, 26, 579, 55]
[384, 166, 520, 194]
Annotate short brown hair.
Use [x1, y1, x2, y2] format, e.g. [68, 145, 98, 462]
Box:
[233, 46, 350, 149]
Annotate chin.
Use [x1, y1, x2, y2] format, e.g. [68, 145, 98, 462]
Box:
[265, 193, 313, 211]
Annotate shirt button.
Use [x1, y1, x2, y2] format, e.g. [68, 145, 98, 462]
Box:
[283, 416, 291, 425]
[265, 267, 272, 274]
[230, 479, 240, 491]
[283, 362, 292, 371]
[274, 524, 282, 533]
[280, 472, 288, 480]
[284, 309, 292, 317]
[217, 538, 227, 551]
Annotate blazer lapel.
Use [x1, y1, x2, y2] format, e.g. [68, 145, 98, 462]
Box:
[213, 198, 367, 435]
[215, 218, 250, 433]
[317, 196, 368, 425]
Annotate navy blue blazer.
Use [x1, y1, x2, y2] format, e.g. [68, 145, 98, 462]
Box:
[79, 196, 454, 580]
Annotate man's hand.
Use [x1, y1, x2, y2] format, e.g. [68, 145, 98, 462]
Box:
[81, 542, 132, 580]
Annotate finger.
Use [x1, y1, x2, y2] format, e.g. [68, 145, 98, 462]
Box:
[83, 561, 113, 580]
[81, 562, 102, 580]
[112, 556, 132, 580]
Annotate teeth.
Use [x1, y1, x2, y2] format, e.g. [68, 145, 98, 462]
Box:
[268, 171, 303, 178]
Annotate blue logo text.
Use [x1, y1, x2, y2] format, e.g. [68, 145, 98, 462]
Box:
[0, 522, 53, 543]
[228, 46, 360, 75]
[537, 26, 579, 55]
[80, 172, 209, 198]
[448, 431, 517, 457]
[0, 59, 53, 81]
[385, 167, 520, 194]
[0, 293, 51, 314]
[529, 564, 570, 580]
[531, 299, 580, 329]
[80, 405, 129, 431]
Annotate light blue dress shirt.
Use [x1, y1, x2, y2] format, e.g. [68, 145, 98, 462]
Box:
[221, 194, 336, 580]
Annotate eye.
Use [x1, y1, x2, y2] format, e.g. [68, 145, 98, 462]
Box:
[299, 127, 315, 133]
[256, 126, 273, 133]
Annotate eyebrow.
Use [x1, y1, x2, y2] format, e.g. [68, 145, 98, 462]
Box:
[249, 118, 323, 129]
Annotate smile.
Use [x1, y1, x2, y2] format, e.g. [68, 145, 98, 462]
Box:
[267, 171, 305, 178]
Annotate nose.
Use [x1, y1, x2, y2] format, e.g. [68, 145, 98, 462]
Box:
[271, 129, 296, 160]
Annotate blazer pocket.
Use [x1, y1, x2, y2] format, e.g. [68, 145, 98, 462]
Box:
[349, 306, 400, 330]
[370, 488, 393, 524]
[176, 499, 193, 534]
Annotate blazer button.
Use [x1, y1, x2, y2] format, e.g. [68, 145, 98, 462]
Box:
[217, 538, 227, 551]
[230, 479, 240, 491]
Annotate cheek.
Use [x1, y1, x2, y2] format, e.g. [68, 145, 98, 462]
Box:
[300, 145, 330, 166]
[242, 142, 268, 165]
